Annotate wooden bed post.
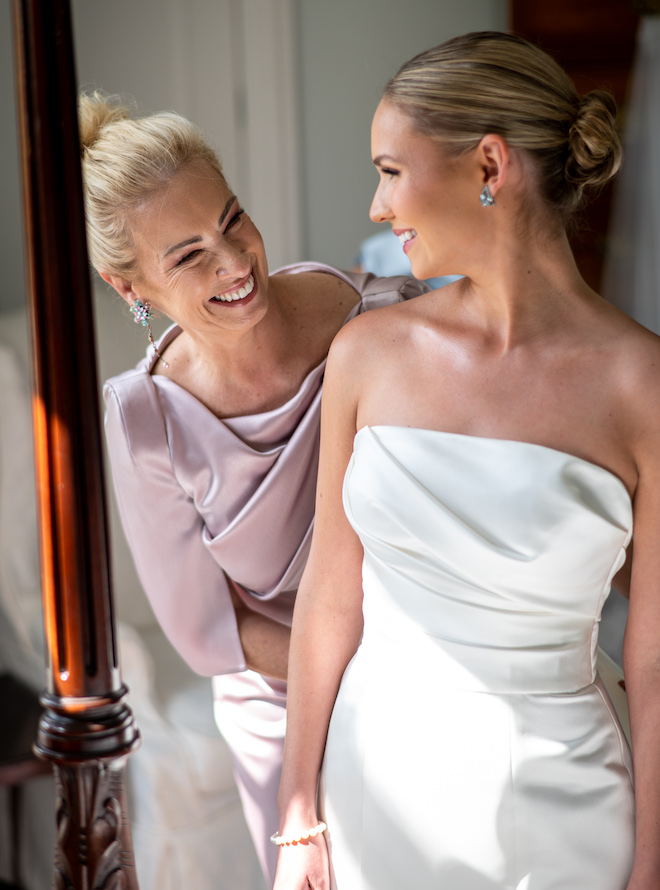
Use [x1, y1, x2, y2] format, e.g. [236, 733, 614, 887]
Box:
[11, 0, 141, 887]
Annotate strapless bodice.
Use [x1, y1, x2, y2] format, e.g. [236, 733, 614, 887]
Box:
[343, 426, 632, 695]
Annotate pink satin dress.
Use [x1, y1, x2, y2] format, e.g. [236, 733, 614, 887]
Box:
[103, 263, 428, 880]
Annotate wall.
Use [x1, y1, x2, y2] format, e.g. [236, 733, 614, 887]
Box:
[296, 0, 508, 267]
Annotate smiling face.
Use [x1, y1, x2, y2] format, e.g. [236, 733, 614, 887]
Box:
[370, 100, 487, 281]
[114, 158, 269, 337]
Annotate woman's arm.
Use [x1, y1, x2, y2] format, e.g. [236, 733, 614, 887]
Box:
[105, 378, 289, 679]
[623, 400, 660, 889]
[227, 578, 290, 680]
[273, 328, 367, 889]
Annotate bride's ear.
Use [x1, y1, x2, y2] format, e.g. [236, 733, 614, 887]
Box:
[477, 134, 510, 199]
[99, 271, 138, 307]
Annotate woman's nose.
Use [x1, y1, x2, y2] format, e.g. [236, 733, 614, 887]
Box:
[369, 184, 390, 223]
[214, 240, 250, 279]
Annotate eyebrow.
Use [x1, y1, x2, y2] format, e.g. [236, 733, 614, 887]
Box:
[372, 154, 398, 167]
[163, 195, 237, 257]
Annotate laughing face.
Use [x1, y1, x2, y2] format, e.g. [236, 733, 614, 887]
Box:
[370, 100, 483, 282]
[118, 158, 269, 336]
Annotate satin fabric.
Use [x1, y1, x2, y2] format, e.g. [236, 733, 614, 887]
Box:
[322, 426, 635, 890]
[103, 265, 428, 880]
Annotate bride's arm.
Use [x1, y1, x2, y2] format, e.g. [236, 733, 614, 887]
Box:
[273, 327, 367, 890]
[623, 373, 660, 890]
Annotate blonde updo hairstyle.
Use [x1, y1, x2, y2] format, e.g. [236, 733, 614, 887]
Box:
[79, 91, 224, 276]
[383, 32, 622, 218]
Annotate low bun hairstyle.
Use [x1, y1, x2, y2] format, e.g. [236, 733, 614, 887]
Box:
[566, 90, 621, 190]
[383, 32, 622, 217]
[79, 91, 224, 276]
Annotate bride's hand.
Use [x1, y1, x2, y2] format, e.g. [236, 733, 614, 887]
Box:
[272, 835, 330, 890]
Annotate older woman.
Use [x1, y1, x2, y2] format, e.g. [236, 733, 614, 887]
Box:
[78, 92, 428, 881]
[275, 32, 660, 890]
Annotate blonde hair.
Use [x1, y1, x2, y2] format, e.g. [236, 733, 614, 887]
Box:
[79, 91, 224, 276]
[384, 32, 622, 217]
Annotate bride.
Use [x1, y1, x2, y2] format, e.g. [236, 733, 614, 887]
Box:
[273, 31, 660, 890]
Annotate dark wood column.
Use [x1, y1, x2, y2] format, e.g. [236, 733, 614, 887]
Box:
[11, 0, 140, 887]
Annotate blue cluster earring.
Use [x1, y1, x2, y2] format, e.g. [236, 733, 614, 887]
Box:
[130, 298, 154, 327]
[479, 185, 496, 207]
[130, 299, 169, 368]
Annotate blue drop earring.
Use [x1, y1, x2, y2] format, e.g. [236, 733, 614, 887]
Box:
[480, 185, 496, 207]
[130, 299, 169, 368]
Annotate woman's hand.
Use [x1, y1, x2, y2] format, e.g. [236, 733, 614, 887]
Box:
[273, 834, 330, 890]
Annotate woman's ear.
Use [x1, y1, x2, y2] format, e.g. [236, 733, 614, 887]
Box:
[99, 271, 137, 307]
[477, 133, 510, 199]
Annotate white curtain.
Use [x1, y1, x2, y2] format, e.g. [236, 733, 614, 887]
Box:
[602, 15, 660, 332]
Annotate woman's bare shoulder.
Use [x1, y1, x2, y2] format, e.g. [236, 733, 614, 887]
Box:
[327, 297, 421, 369]
[273, 269, 360, 317]
[597, 303, 660, 451]
[623, 335, 660, 418]
[603, 303, 660, 386]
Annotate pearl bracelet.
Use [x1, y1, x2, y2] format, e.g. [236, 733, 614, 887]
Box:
[270, 821, 327, 846]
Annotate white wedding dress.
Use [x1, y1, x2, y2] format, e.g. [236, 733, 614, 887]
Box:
[321, 426, 635, 890]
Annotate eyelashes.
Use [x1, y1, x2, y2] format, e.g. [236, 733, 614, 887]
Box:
[226, 208, 245, 228]
[176, 249, 201, 266]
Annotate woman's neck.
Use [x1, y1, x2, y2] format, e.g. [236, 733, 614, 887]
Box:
[454, 214, 596, 351]
[155, 276, 303, 416]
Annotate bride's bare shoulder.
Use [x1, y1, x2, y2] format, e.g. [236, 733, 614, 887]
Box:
[326, 297, 423, 377]
[603, 300, 660, 381]
[594, 303, 660, 458]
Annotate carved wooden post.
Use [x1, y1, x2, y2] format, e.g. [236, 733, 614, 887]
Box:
[11, 0, 140, 887]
